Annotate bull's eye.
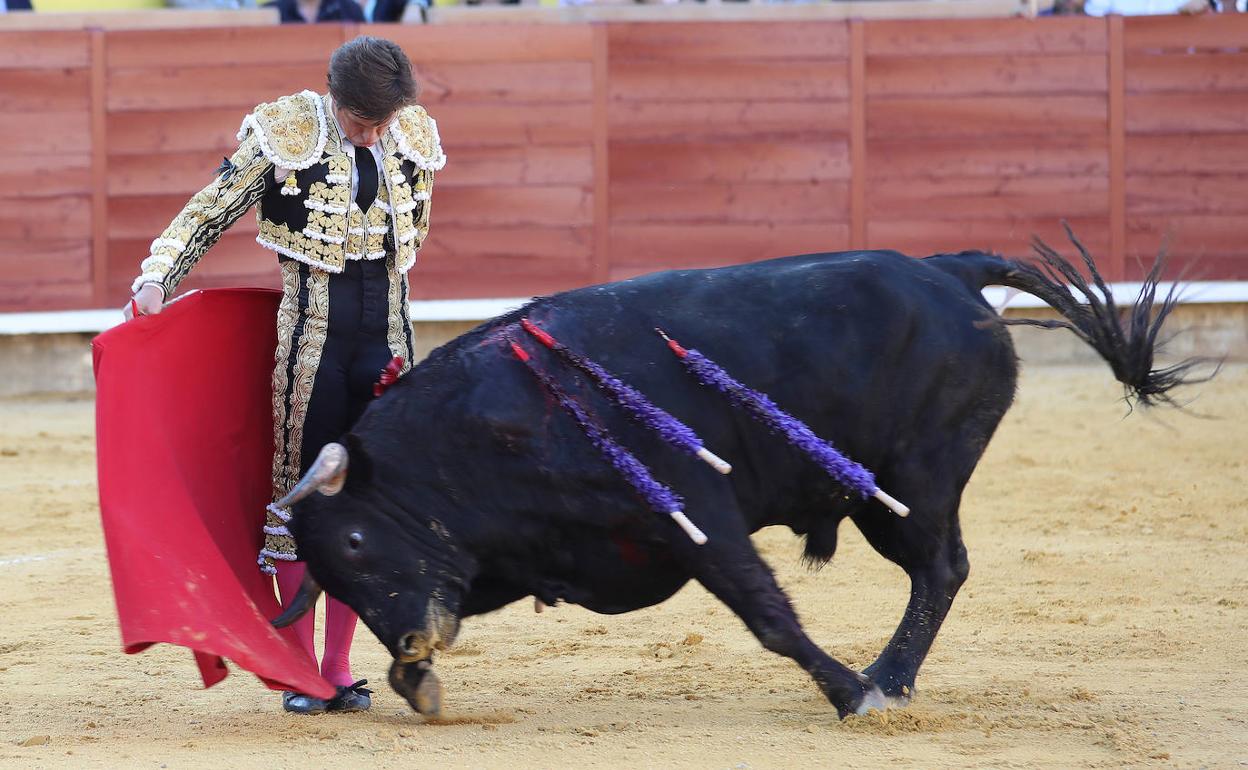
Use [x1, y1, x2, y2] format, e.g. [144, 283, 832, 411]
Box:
[347, 531, 364, 551]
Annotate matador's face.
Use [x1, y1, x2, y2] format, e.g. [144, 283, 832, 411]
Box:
[335, 105, 396, 148]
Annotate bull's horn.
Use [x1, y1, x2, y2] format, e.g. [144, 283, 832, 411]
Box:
[273, 442, 349, 509]
[271, 571, 323, 628]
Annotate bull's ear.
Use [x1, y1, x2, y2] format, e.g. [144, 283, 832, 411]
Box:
[341, 433, 374, 491]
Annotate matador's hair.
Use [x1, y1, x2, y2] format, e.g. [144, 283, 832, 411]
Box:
[327, 35, 419, 123]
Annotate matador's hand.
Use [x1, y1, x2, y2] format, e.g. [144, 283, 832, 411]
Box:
[124, 283, 165, 320]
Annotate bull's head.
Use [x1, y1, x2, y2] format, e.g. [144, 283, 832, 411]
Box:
[271, 440, 471, 716]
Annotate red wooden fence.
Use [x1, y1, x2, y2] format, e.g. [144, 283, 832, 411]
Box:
[0, 15, 1245, 312]
[0, 29, 95, 310]
[1124, 17, 1248, 280]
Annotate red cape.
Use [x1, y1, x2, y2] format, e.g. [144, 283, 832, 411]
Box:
[92, 288, 335, 699]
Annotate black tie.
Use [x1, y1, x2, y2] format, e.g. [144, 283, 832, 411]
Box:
[354, 144, 378, 212]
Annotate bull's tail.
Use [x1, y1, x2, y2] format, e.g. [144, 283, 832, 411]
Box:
[926, 224, 1218, 408]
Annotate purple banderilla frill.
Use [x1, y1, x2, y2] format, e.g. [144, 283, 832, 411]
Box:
[521, 318, 730, 474]
[657, 329, 908, 517]
[508, 339, 708, 544]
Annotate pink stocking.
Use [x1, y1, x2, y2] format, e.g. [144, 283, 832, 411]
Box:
[274, 561, 317, 667]
[321, 596, 359, 688]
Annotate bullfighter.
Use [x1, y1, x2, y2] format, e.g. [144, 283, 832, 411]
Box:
[122, 34, 446, 715]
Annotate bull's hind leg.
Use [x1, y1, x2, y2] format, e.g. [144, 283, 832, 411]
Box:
[685, 529, 886, 718]
[852, 457, 971, 706]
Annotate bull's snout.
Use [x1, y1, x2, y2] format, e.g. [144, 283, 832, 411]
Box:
[396, 598, 461, 661]
[399, 631, 436, 661]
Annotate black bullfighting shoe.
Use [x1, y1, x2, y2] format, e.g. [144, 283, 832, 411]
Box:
[326, 679, 372, 713]
[282, 691, 328, 715]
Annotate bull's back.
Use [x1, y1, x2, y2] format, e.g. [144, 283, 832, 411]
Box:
[534, 250, 1012, 385]
[518, 250, 1018, 473]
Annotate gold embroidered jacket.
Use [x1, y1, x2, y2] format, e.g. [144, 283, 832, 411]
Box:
[130, 90, 446, 297]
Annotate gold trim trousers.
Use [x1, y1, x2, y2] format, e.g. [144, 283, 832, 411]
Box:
[259, 256, 414, 573]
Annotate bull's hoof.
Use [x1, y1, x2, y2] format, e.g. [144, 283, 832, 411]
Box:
[853, 685, 889, 716]
[861, 662, 917, 709]
[885, 694, 911, 710]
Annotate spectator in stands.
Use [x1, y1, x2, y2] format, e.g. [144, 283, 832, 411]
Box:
[168, 1, 258, 8]
[267, 0, 366, 22]
[1083, 0, 1210, 12]
[370, 0, 411, 21]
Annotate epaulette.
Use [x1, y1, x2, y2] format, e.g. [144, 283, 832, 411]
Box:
[389, 105, 447, 172]
[237, 89, 328, 171]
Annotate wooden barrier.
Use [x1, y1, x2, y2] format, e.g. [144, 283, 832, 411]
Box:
[0, 15, 1245, 312]
[864, 18, 1113, 264]
[0, 29, 94, 311]
[1123, 17, 1248, 281]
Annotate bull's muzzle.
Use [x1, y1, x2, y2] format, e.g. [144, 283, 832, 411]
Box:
[390, 601, 459, 716]
[396, 599, 460, 661]
[273, 442, 349, 509]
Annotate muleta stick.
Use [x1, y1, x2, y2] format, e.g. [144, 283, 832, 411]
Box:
[520, 318, 731, 474]
[656, 329, 910, 518]
[509, 340, 708, 545]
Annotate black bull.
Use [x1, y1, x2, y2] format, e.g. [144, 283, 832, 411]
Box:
[274, 241, 1200, 718]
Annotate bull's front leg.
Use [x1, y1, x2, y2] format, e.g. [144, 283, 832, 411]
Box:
[688, 534, 886, 718]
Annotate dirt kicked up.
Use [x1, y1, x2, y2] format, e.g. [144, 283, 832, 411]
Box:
[0, 364, 1244, 769]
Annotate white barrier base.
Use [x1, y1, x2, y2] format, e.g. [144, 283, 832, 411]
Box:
[2, 284, 1247, 336]
[0, 297, 533, 336]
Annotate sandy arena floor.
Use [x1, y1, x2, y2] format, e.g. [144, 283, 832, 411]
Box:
[0, 364, 1244, 769]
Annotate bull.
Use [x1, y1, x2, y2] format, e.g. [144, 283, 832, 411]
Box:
[273, 234, 1202, 718]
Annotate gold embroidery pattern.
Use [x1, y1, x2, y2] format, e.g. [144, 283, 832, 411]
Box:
[256, 150, 353, 271]
[343, 203, 388, 260]
[396, 169, 435, 273]
[345, 204, 365, 257]
[269, 260, 302, 501]
[304, 207, 347, 245]
[261, 260, 305, 571]
[305, 165, 351, 245]
[390, 105, 447, 172]
[400, 271, 415, 371]
[305, 178, 350, 214]
[133, 134, 270, 295]
[261, 267, 330, 565]
[257, 218, 345, 273]
[384, 155, 417, 240]
[260, 505, 296, 572]
[386, 254, 413, 370]
[365, 205, 389, 259]
[239, 90, 328, 171]
[325, 153, 349, 185]
[284, 268, 330, 493]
